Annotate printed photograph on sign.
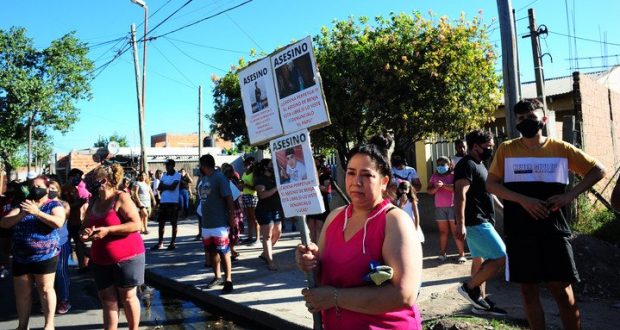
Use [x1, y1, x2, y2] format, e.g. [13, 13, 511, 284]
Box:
[275, 146, 307, 184]
[252, 80, 269, 113]
[271, 36, 330, 134]
[274, 53, 316, 99]
[237, 57, 283, 145]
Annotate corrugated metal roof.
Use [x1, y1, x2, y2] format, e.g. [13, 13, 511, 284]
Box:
[520, 65, 620, 98]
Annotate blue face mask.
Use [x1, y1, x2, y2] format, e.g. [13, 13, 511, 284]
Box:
[436, 165, 449, 174]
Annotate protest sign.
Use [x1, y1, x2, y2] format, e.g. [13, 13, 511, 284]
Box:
[238, 57, 283, 145]
[270, 129, 325, 217]
[271, 36, 330, 134]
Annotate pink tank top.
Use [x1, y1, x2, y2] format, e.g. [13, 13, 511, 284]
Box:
[88, 196, 145, 265]
[320, 199, 422, 329]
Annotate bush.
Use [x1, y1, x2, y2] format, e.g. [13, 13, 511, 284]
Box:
[573, 195, 620, 243]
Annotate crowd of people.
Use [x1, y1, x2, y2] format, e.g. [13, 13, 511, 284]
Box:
[0, 99, 609, 329]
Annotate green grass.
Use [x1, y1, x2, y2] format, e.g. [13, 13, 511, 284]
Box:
[573, 196, 620, 243]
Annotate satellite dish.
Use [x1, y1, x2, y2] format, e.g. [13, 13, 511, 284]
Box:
[107, 141, 120, 156]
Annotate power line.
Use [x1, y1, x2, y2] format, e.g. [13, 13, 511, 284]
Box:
[549, 31, 620, 47]
[566, 54, 620, 61]
[152, 0, 253, 39]
[151, 43, 196, 87]
[119, 57, 195, 89]
[224, 12, 264, 52]
[164, 38, 227, 72]
[146, 0, 194, 37]
[163, 36, 248, 54]
[516, 0, 541, 13]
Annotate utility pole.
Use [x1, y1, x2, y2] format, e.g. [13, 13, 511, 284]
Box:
[524, 8, 555, 137]
[130, 24, 147, 173]
[496, 0, 521, 138]
[27, 124, 32, 173]
[198, 85, 203, 161]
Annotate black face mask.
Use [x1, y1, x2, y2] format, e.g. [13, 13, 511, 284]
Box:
[478, 147, 494, 161]
[48, 191, 59, 200]
[71, 177, 81, 186]
[29, 187, 48, 201]
[4, 191, 15, 199]
[516, 118, 544, 138]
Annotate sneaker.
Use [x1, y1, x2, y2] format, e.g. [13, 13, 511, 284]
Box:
[57, 300, 71, 314]
[458, 282, 490, 310]
[437, 253, 447, 262]
[471, 298, 507, 316]
[206, 277, 223, 289]
[222, 281, 233, 293]
[457, 256, 468, 264]
[166, 243, 176, 250]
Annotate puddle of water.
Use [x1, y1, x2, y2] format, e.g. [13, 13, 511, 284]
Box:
[139, 285, 251, 330]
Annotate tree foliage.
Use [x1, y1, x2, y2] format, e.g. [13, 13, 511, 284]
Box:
[0, 27, 93, 175]
[210, 12, 500, 164]
[94, 132, 129, 148]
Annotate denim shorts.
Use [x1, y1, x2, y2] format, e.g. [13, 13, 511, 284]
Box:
[466, 222, 506, 260]
[434, 207, 455, 221]
[256, 209, 282, 226]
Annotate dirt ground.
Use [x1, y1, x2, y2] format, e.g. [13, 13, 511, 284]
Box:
[418, 234, 620, 330]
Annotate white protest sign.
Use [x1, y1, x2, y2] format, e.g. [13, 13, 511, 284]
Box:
[238, 57, 284, 145]
[271, 36, 330, 133]
[270, 129, 325, 217]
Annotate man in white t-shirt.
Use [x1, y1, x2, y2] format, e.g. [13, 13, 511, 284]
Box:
[152, 159, 182, 250]
[283, 148, 307, 183]
[391, 154, 422, 191]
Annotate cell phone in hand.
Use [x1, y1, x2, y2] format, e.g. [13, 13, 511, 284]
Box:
[88, 229, 101, 238]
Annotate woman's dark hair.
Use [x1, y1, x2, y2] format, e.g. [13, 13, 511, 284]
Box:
[254, 158, 273, 177]
[347, 134, 393, 179]
[397, 181, 417, 202]
[31, 175, 52, 187]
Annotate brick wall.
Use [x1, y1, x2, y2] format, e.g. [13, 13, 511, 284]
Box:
[150, 133, 233, 150]
[575, 73, 620, 197]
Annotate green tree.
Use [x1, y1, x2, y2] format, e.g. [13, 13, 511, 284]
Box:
[0, 27, 93, 176]
[94, 132, 129, 148]
[210, 12, 500, 166]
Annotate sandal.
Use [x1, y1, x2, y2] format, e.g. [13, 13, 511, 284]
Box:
[231, 251, 240, 261]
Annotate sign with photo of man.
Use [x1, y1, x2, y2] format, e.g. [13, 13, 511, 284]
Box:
[270, 129, 325, 217]
[271, 36, 330, 134]
[238, 57, 284, 145]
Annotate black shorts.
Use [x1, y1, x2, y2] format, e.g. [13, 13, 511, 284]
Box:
[158, 203, 179, 223]
[506, 235, 579, 283]
[13, 255, 59, 276]
[91, 253, 145, 290]
[256, 210, 282, 226]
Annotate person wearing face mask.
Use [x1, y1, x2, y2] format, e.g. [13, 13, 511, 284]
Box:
[48, 179, 73, 314]
[1, 175, 66, 330]
[487, 99, 606, 330]
[428, 156, 466, 263]
[454, 130, 507, 317]
[0, 180, 23, 279]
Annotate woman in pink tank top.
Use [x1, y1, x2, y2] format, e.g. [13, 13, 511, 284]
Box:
[296, 135, 423, 329]
[80, 164, 145, 330]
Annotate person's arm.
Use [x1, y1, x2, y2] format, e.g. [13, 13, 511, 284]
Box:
[546, 163, 606, 211]
[256, 184, 278, 200]
[19, 200, 66, 229]
[148, 186, 156, 208]
[225, 195, 236, 228]
[427, 176, 438, 194]
[454, 178, 470, 240]
[84, 193, 141, 240]
[486, 173, 550, 220]
[131, 184, 142, 208]
[441, 181, 454, 192]
[412, 200, 421, 230]
[0, 207, 25, 228]
[302, 208, 422, 314]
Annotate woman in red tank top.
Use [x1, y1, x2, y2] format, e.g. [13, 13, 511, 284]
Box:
[296, 135, 423, 329]
[80, 164, 145, 330]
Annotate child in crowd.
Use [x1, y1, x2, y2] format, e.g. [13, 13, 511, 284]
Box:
[395, 181, 424, 243]
[427, 156, 466, 263]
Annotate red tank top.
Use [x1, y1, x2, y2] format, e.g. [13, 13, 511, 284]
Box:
[319, 199, 422, 329]
[88, 196, 145, 265]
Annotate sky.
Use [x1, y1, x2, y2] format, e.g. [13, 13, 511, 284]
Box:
[2, 0, 619, 155]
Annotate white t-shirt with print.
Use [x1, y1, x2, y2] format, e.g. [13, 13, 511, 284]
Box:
[159, 172, 181, 204]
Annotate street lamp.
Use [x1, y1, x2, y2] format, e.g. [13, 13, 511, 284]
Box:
[130, 0, 148, 174]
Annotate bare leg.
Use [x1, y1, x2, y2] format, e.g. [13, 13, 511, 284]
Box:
[471, 257, 486, 297]
[98, 286, 120, 330]
[260, 223, 276, 269]
[271, 221, 282, 247]
[117, 286, 141, 330]
[448, 220, 465, 257]
[436, 220, 450, 255]
[221, 252, 232, 282]
[245, 206, 259, 241]
[548, 281, 581, 330]
[210, 251, 221, 279]
[34, 272, 57, 330]
[520, 283, 546, 330]
[13, 274, 33, 330]
[467, 257, 504, 293]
